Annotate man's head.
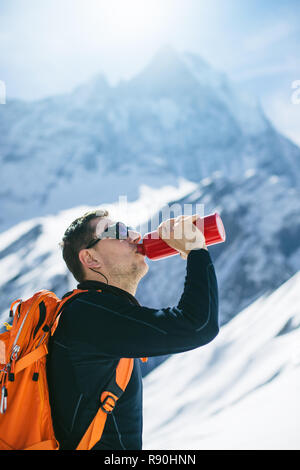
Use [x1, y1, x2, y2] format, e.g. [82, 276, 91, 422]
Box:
[61, 209, 148, 292]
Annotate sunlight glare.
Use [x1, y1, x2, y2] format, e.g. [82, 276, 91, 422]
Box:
[84, 0, 167, 43]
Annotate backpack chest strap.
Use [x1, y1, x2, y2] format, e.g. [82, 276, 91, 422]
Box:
[14, 344, 48, 376]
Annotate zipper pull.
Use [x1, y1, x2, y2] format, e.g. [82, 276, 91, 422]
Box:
[8, 345, 20, 382]
[0, 386, 7, 414]
[9, 299, 22, 319]
[10, 345, 20, 361]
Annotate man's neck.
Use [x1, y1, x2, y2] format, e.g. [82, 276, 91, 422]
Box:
[106, 277, 138, 297]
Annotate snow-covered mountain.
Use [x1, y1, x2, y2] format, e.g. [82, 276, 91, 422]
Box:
[143, 271, 300, 450]
[0, 45, 299, 381]
[0, 45, 299, 234]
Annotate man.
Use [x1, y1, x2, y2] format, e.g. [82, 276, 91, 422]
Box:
[47, 209, 219, 450]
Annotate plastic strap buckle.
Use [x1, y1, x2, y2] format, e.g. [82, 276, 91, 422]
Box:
[100, 394, 116, 414]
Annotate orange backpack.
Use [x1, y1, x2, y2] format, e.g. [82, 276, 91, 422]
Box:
[0, 288, 142, 450]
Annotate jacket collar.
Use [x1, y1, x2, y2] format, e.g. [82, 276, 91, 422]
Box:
[77, 279, 141, 306]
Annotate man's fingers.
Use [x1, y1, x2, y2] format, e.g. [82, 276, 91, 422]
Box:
[174, 214, 199, 225]
[158, 215, 202, 241]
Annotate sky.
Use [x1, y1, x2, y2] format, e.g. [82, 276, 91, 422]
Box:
[0, 0, 300, 145]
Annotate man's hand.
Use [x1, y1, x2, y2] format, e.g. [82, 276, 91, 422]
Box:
[157, 215, 207, 260]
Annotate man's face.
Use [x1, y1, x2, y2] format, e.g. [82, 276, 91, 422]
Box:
[86, 217, 148, 281]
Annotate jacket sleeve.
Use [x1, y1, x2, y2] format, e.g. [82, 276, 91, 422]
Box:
[61, 248, 219, 358]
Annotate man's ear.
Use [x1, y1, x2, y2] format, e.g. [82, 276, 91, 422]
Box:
[78, 249, 102, 270]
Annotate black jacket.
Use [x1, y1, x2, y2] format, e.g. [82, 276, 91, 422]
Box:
[47, 248, 219, 450]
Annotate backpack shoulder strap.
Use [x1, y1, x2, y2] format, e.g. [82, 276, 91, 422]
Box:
[51, 289, 102, 336]
[76, 357, 134, 450]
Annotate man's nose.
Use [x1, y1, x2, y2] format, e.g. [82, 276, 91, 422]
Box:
[128, 229, 141, 243]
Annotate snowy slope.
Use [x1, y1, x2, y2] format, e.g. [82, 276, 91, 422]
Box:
[143, 272, 300, 450]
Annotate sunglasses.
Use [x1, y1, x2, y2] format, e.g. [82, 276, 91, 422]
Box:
[86, 221, 137, 249]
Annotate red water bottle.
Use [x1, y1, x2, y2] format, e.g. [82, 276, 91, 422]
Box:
[136, 212, 226, 260]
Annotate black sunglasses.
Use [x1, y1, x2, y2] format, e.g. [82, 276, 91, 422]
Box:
[86, 222, 135, 249]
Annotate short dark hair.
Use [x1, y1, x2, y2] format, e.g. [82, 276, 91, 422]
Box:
[61, 209, 109, 282]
